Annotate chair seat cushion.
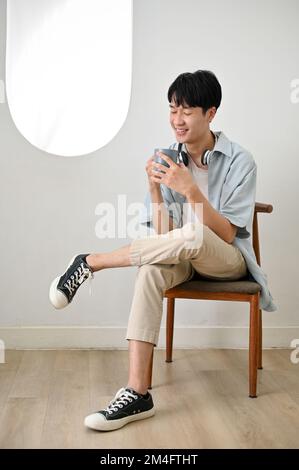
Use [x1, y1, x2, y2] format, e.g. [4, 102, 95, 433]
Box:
[167, 274, 261, 294]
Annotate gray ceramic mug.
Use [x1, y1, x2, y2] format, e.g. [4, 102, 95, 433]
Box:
[154, 148, 179, 172]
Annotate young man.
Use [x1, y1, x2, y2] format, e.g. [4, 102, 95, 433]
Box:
[49, 70, 277, 432]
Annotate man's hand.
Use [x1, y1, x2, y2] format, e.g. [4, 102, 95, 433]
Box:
[145, 154, 177, 233]
[146, 155, 162, 191]
[149, 152, 196, 196]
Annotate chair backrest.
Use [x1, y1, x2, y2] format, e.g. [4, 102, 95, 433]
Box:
[252, 203, 273, 267]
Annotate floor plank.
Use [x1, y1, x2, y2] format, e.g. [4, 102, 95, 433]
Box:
[0, 349, 298, 448]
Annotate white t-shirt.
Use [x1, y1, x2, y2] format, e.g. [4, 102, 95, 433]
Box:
[182, 132, 219, 225]
[182, 157, 208, 225]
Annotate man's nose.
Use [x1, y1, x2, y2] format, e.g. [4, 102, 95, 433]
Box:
[173, 113, 185, 125]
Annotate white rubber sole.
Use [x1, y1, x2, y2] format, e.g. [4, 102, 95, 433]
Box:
[84, 407, 155, 432]
[49, 255, 77, 309]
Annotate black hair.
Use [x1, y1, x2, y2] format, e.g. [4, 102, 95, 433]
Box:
[167, 70, 222, 114]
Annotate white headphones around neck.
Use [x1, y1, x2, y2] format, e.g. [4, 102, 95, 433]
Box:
[178, 132, 218, 167]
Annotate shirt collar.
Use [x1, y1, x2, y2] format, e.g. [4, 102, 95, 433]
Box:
[213, 131, 233, 157]
[182, 131, 233, 159]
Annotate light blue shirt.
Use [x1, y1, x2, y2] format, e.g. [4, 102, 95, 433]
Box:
[139, 131, 277, 312]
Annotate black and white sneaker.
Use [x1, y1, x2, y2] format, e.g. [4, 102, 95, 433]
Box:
[84, 387, 155, 431]
[49, 254, 93, 309]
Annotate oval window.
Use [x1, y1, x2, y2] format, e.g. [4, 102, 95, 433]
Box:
[6, 0, 132, 157]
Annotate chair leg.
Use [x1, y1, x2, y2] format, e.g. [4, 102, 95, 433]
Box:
[147, 347, 154, 390]
[166, 297, 175, 363]
[257, 308, 263, 369]
[249, 293, 259, 398]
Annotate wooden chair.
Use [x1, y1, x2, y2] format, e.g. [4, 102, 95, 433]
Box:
[147, 202, 273, 398]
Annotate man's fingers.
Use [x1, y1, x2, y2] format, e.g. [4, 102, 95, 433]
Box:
[151, 175, 163, 184]
[151, 168, 163, 177]
[146, 155, 156, 167]
[156, 152, 176, 167]
[151, 162, 167, 174]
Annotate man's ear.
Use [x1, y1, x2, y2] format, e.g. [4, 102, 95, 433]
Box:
[208, 107, 217, 123]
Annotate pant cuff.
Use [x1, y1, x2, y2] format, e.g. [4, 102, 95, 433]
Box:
[129, 239, 143, 266]
[126, 328, 158, 347]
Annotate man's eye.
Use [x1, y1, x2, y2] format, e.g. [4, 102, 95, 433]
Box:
[170, 109, 191, 116]
[170, 111, 191, 115]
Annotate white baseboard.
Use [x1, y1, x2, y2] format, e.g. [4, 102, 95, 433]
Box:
[0, 326, 298, 349]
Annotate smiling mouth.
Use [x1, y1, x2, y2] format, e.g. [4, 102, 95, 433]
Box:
[176, 129, 188, 135]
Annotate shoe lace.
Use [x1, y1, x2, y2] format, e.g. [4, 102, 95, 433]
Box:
[104, 388, 138, 415]
[64, 262, 94, 297]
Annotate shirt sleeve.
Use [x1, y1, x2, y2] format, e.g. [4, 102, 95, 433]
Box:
[219, 163, 257, 239]
[139, 186, 181, 228]
[139, 190, 152, 226]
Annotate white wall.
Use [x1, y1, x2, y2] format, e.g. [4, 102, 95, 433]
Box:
[0, 0, 298, 348]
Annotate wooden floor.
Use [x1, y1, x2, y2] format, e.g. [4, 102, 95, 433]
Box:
[0, 349, 299, 449]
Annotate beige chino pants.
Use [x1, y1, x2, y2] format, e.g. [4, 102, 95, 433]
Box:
[126, 222, 247, 346]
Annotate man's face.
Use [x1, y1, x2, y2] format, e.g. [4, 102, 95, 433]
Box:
[169, 98, 214, 144]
